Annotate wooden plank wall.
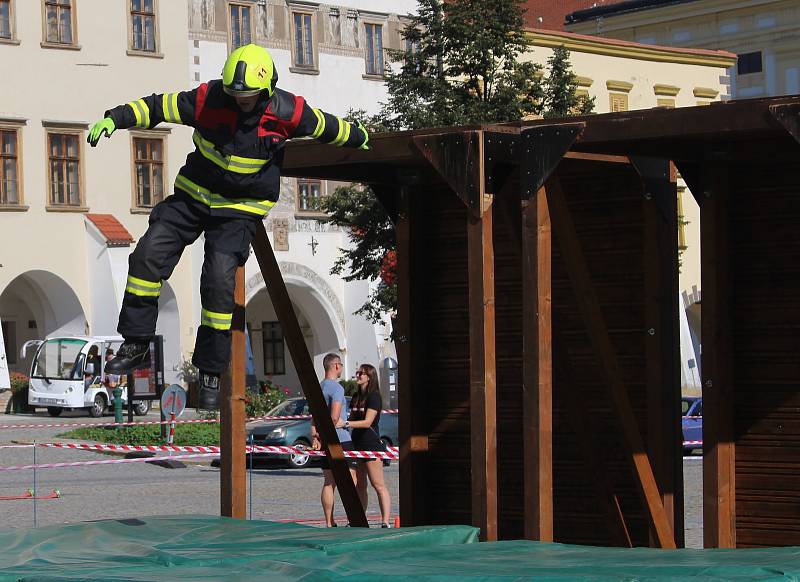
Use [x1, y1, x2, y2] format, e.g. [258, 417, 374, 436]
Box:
[549, 159, 656, 546]
[729, 161, 800, 547]
[408, 185, 473, 527]
[404, 158, 680, 545]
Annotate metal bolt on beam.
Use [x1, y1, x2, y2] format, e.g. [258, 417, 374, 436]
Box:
[648, 328, 655, 335]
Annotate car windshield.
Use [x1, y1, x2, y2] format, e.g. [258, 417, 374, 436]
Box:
[268, 399, 308, 417]
[31, 339, 88, 380]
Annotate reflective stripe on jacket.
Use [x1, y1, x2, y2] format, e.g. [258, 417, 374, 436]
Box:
[105, 81, 368, 218]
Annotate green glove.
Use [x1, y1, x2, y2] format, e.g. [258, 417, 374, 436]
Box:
[356, 120, 370, 151]
[87, 118, 116, 147]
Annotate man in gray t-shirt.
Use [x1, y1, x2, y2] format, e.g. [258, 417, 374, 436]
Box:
[311, 353, 357, 527]
[322, 378, 351, 443]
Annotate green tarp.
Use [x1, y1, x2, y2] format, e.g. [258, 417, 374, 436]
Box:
[1, 515, 800, 581]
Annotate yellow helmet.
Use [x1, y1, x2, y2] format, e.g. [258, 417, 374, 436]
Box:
[222, 44, 277, 97]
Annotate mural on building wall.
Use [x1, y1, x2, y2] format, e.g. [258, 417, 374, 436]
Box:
[189, 0, 214, 31]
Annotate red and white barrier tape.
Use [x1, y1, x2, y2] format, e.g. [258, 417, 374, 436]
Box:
[0, 452, 218, 472]
[42, 442, 399, 460]
[0, 409, 400, 431]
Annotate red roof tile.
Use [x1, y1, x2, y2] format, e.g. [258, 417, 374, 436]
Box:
[522, 0, 622, 30]
[86, 214, 135, 247]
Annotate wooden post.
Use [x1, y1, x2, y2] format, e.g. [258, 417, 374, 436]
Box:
[544, 175, 676, 549]
[250, 224, 367, 527]
[521, 184, 553, 541]
[701, 165, 736, 548]
[397, 186, 429, 527]
[632, 157, 683, 547]
[221, 266, 246, 518]
[467, 193, 498, 541]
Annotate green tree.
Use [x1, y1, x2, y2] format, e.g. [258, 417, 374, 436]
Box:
[323, 0, 593, 326]
[542, 45, 595, 118]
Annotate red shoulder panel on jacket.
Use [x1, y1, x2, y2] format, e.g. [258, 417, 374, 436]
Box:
[195, 82, 237, 134]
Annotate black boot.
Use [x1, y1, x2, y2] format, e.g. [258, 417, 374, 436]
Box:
[198, 371, 221, 410]
[105, 340, 151, 374]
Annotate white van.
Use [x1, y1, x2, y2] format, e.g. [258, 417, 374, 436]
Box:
[24, 335, 152, 418]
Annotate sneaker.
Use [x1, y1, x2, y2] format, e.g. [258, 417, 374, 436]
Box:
[105, 340, 151, 374]
[197, 371, 221, 410]
[381, 522, 391, 529]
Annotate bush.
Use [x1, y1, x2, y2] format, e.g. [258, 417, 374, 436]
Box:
[59, 423, 220, 446]
[9, 372, 29, 393]
[7, 372, 32, 413]
[246, 378, 289, 417]
[340, 379, 359, 397]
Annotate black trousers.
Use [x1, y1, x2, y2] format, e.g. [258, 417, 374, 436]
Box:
[118, 192, 257, 374]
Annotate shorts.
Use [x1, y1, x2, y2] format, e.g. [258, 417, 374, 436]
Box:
[320, 440, 358, 470]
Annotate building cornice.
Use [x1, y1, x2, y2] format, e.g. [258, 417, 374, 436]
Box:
[525, 29, 737, 68]
[567, 0, 781, 30]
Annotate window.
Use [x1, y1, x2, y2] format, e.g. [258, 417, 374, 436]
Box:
[262, 321, 285, 375]
[229, 2, 252, 50]
[656, 98, 675, 108]
[47, 132, 82, 207]
[292, 11, 314, 68]
[133, 137, 165, 208]
[130, 0, 157, 53]
[1, 320, 16, 365]
[0, 0, 14, 40]
[296, 179, 322, 213]
[0, 127, 20, 205]
[609, 93, 628, 112]
[44, 0, 75, 45]
[737, 51, 762, 75]
[365, 22, 384, 76]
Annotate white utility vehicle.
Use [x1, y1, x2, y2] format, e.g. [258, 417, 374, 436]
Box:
[23, 335, 155, 418]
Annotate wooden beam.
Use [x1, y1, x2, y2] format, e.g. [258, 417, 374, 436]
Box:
[220, 266, 246, 519]
[563, 152, 630, 164]
[521, 184, 553, 541]
[631, 157, 684, 547]
[251, 225, 367, 527]
[397, 186, 429, 527]
[544, 175, 677, 549]
[701, 165, 736, 548]
[467, 194, 498, 541]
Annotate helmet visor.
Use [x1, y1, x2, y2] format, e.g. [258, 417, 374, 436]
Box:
[223, 86, 262, 98]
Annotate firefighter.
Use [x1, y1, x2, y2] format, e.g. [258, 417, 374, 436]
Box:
[88, 44, 369, 410]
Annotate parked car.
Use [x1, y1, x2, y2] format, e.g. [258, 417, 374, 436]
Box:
[681, 396, 703, 455]
[246, 397, 398, 468]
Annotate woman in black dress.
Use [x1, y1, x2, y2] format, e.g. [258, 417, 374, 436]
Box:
[343, 364, 392, 528]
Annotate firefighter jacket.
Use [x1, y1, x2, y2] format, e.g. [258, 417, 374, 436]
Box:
[105, 81, 368, 219]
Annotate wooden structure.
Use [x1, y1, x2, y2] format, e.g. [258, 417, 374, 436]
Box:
[219, 95, 800, 548]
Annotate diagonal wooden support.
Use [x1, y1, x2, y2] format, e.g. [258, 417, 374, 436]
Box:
[221, 266, 246, 518]
[544, 175, 677, 549]
[250, 224, 367, 527]
[498, 183, 628, 546]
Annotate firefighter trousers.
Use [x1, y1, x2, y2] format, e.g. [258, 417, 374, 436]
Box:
[118, 192, 257, 374]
